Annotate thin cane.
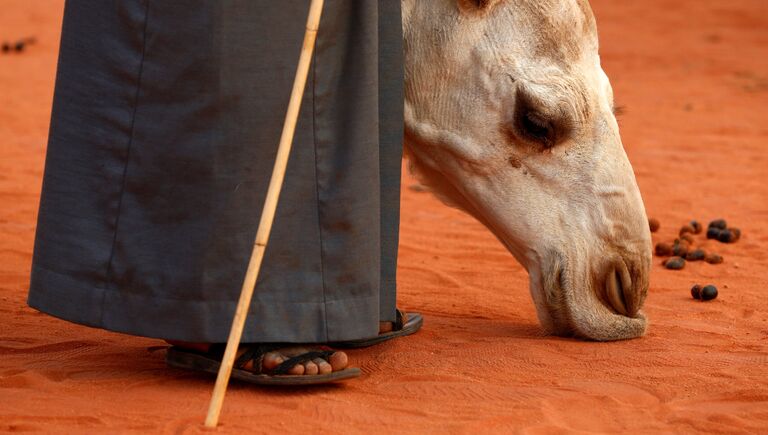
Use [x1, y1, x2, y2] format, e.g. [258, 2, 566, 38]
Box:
[204, 0, 324, 427]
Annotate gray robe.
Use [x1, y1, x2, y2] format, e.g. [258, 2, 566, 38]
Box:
[27, 0, 404, 343]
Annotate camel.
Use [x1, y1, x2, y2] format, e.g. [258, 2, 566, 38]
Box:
[402, 0, 652, 340]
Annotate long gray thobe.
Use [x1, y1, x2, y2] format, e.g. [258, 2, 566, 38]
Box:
[27, 0, 404, 343]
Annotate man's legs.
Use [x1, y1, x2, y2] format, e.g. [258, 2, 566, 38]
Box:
[28, 1, 405, 377]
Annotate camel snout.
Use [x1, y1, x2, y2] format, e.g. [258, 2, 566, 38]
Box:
[567, 250, 650, 341]
[535, 246, 650, 341]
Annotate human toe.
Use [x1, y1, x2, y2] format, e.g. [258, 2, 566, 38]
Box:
[314, 358, 332, 375]
[303, 361, 319, 375]
[328, 351, 348, 372]
[261, 351, 285, 371]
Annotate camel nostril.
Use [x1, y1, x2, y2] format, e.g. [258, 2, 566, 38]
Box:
[605, 268, 629, 316]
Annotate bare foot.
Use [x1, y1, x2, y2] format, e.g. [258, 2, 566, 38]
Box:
[258, 347, 348, 375]
[166, 341, 349, 376]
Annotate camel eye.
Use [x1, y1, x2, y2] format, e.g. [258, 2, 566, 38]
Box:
[520, 112, 555, 146]
[457, 0, 498, 12]
[514, 108, 558, 149]
[508, 87, 571, 150]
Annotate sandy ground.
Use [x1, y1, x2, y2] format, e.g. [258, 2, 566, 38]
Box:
[2, 1, 767, 433]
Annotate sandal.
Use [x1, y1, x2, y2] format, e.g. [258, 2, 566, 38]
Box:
[330, 309, 423, 348]
[166, 343, 361, 386]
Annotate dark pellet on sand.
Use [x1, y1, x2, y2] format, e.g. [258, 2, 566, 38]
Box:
[723, 227, 742, 243]
[708, 219, 727, 230]
[680, 233, 695, 244]
[679, 224, 695, 236]
[691, 284, 702, 299]
[655, 242, 673, 256]
[717, 229, 739, 243]
[701, 285, 718, 301]
[663, 256, 686, 270]
[14, 41, 24, 52]
[648, 218, 660, 233]
[685, 249, 706, 261]
[672, 239, 689, 257]
[1, 42, 10, 53]
[706, 227, 721, 239]
[690, 220, 703, 234]
[705, 253, 723, 264]
[691, 284, 717, 301]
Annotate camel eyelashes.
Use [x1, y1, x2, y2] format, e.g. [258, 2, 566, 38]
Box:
[460, 0, 492, 8]
[520, 112, 555, 146]
[457, 0, 500, 13]
[512, 92, 562, 149]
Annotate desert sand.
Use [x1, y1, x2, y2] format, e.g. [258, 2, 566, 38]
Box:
[1, 1, 767, 433]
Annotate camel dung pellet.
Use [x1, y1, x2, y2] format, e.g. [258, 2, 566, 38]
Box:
[1, 42, 10, 53]
[672, 239, 689, 257]
[679, 224, 695, 236]
[705, 253, 723, 264]
[680, 233, 695, 244]
[729, 227, 741, 241]
[14, 41, 25, 52]
[706, 227, 721, 239]
[700, 285, 718, 301]
[648, 218, 660, 233]
[708, 219, 727, 230]
[685, 249, 706, 261]
[655, 242, 673, 256]
[690, 220, 703, 234]
[691, 284, 702, 299]
[663, 256, 686, 270]
[717, 229, 739, 243]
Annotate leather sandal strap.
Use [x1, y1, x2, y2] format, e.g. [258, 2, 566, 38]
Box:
[231, 345, 336, 375]
[233, 344, 283, 373]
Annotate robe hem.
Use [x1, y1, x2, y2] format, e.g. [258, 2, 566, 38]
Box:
[28, 264, 380, 343]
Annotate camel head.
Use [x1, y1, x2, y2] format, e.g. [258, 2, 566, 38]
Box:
[402, 0, 652, 340]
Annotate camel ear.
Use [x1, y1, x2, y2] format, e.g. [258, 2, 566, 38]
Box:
[457, 0, 500, 13]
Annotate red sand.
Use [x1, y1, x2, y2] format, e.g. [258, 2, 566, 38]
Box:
[2, 1, 767, 433]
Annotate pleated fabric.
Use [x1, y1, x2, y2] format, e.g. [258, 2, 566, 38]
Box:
[28, 0, 404, 343]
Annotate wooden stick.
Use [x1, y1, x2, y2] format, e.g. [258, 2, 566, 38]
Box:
[204, 0, 325, 428]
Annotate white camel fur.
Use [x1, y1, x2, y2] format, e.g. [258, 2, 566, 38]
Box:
[402, 0, 652, 340]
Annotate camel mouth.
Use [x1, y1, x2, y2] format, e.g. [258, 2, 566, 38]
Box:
[605, 269, 630, 316]
[531, 251, 648, 341]
[568, 309, 648, 342]
[601, 258, 642, 318]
